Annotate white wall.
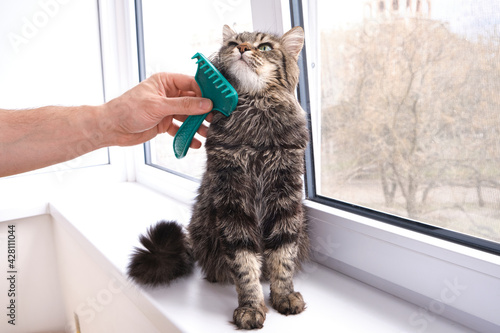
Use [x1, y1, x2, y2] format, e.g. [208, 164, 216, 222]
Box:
[0, 215, 66, 332]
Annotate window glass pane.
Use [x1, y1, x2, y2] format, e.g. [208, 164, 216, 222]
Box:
[315, 0, 500, 243]
[142, 0, 253, 179]
[0, 1, 109, 173]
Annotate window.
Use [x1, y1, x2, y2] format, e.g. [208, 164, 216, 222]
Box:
[304, 0, 500, 253]
[138, 0, 253, 180]
[0, 0, 109, 175]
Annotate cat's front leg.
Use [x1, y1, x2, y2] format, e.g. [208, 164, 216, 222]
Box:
[229, 249, 268, 329]
[265, 243, 306, 315]
[219, 213, 269, 329]
[262, 182, 307, 315]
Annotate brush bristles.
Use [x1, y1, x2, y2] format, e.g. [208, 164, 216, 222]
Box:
[193, 52, 237, 109]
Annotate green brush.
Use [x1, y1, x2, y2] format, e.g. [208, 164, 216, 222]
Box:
[173, 52, 238, 159]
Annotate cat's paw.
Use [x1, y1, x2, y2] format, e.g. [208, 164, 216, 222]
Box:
[272, 291, 306, 315]
[232, 304, 268, 330]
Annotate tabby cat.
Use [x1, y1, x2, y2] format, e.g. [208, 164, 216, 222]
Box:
[128, 25, 310, 330]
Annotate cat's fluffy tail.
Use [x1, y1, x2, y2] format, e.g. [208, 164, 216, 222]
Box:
[128, 220, 194, 286]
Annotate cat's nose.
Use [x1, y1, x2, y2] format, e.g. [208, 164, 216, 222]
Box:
[237, 42, 253, 54]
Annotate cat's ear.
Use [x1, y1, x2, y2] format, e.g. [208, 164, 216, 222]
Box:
[281, 26, 304, 60]
[223, 24, 236, 43]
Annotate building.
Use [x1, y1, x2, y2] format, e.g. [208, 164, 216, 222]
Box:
[364, 0, 431, 19]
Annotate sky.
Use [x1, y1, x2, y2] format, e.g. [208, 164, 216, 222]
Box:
[317, 0, 500, 37]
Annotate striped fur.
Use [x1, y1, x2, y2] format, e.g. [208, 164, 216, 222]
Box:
[129, 26, 309, 330]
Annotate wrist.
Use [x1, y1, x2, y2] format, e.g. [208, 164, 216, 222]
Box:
[91, 102, 121, 148]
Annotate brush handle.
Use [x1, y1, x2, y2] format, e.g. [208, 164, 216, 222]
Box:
[173, 113, 209, 159]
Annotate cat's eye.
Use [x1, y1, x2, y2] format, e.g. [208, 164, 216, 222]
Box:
[258, 43, 272, 52]
[228, 42, 238, 48]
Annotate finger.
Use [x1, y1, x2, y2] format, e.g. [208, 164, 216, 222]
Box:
[165, 121, 180, 137]
[180, 91, 197, 97]
[164, 123, 203, 149]
[159, 73, 202, 97]
[161, 118, 204, 148]
[205, 112, 214, 123]
[163, 96, 213, 116]
[173, 114, 189, 122]
[197, 123, 210, 138]
[189, 138, 202, 149]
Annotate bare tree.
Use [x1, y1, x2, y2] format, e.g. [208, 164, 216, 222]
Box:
[320, 16, 500, 234]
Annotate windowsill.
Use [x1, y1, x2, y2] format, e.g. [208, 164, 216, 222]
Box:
[2, 181, 478, 332]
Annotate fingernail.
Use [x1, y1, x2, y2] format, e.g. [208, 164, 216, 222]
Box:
[200, 99, 212, 111]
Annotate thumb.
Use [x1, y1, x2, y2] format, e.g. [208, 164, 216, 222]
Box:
[163, 96, 213, 115]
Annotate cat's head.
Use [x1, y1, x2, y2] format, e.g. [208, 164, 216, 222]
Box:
[216, 25, 304, 96]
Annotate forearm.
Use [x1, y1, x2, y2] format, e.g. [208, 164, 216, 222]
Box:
[0, 105, 105, 177]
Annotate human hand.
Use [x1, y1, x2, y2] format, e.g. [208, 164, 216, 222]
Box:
[101, 72, 213, 148]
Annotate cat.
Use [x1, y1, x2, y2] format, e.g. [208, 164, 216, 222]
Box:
[128, 25, 310, 330]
